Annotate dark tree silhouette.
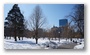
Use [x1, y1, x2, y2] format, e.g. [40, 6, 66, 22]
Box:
[68, 4, 84, 38]
[4, 21, 9, 39]
[5, 4, 25, 41]
[28, 5, 46, 44]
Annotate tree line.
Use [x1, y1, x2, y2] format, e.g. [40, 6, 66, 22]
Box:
[4, 4, 84, 44]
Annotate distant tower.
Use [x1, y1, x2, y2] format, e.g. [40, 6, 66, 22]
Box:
[59, 19, 68, 27]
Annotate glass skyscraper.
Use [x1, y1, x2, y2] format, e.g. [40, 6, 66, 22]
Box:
[59, 19, 68, 27]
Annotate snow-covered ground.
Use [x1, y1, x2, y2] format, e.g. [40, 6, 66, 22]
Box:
[74, 39, 84, 49]
[4, 37, 84, 49]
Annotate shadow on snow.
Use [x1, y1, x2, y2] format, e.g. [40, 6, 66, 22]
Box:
[6, 40, 36, 45]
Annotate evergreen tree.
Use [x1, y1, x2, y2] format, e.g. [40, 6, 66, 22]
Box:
[5, 4, 25, 41]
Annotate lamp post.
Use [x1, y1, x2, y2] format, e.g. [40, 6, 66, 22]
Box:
[58, 32, 60, 42]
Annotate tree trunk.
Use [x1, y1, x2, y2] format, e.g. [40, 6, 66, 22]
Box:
[22, 37, 23, 40]
[36, 37, 38, 44]
[59, 38, 60, 42]
[35, 29, 38, 44]
[14, 36, 17, 41]
[18, 36, 20, 40]
[14, 26, 17, 41]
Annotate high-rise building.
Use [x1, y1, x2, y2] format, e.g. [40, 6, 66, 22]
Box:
[59, 19, 68, 27]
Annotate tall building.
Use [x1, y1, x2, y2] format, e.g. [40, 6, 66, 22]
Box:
[59, 19, 68, 37]
[59, 19, 68, 27]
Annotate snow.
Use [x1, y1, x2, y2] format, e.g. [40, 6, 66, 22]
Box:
[74, 44, 84, 49]
[73, 39, 84, 49]
[4, 37, 42, 49]
[4, 37, 84, 49]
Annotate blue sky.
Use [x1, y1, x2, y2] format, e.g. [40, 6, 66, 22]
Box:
[4, 4, 75, 28]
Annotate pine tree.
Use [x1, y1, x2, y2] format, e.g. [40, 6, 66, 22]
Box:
[5, 4, 25, 41]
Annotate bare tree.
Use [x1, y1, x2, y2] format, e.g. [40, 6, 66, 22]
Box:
[67, 4, 84, 38]
[28, 5, 46, 44]
[73, 4, 84, 38]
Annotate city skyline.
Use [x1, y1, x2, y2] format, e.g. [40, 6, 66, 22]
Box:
[4, 4, 84, 49]
[4, 4, 75, 28]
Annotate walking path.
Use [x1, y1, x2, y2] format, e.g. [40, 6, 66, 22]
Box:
[57, 43, 77, 49]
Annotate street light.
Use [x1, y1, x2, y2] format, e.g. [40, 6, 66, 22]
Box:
[58, 31, 60, 42]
